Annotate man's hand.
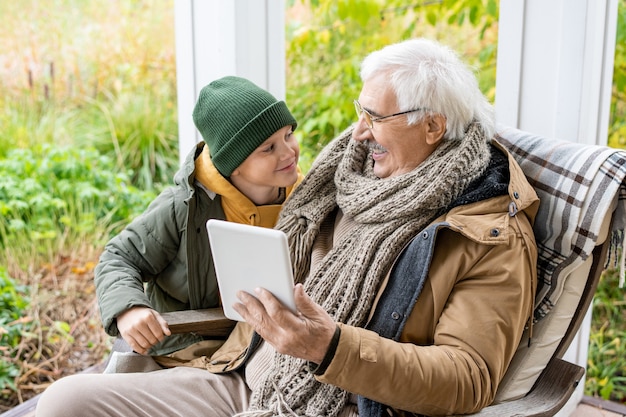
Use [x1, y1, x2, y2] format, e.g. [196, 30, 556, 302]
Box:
[233, 283, 336, 364]
[116, 306, 171, 355]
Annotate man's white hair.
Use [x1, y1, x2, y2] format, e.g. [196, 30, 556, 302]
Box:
[360, 38, 495, 140]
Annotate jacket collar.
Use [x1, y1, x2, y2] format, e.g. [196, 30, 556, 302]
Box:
[440, 139, 539, 244]
[173, 142, 207, 199]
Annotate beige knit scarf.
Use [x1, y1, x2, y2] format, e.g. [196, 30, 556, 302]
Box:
[241, 123, 491, 417]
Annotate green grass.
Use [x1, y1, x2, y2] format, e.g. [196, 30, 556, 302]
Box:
[84, 86, 179, 189]
[0, 267, 30, 400]
[586, 266, 626, 403]
[0, 0, 179, 189]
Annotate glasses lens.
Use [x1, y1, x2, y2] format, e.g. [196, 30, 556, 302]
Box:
[354, 100, 372, 128]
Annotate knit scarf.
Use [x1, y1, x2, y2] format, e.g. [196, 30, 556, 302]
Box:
[242, 123, 492, 417]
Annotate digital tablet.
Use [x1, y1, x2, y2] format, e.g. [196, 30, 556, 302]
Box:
[206, 219, 297, 321]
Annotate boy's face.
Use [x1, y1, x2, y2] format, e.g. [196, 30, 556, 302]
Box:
[230, 125, 300, 198]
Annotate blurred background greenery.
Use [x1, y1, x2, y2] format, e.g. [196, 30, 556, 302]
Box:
[0, 0, 624, 410]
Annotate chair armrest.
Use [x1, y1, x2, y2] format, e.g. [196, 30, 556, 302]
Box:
[160, 308, 236, 337]
[452, 357, 585, 417]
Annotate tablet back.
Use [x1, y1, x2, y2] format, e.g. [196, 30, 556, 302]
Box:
[206, 219, 296, 321]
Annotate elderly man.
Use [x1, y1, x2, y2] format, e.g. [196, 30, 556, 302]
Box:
[234, 38, 538, 416]
[37, 38, 538, 417]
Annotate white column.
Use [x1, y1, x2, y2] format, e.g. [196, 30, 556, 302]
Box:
[174, 0, 286, 165]
[496, 0, 617, 145]
[495, 1, 618, 415]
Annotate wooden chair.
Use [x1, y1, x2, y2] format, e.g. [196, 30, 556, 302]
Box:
[160, 239, 609, 417]
[466, 126, 626, 416]
[165, 242, 612, 417]
[161, 308, 235, 337]
[8, 128, 621, 417]
[161, 127, 626, 417]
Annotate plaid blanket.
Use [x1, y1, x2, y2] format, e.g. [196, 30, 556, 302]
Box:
[496, 126, 626, 321]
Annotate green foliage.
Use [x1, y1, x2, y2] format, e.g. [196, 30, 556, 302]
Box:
[586, 325, 626, 403]
[0, 98, 79, 158]
[84, 85, 179, 189]
[0, 89, 179, 190]
[609, 0, 626, 149]
[0, 0, 179, 189]
[286, 0, 499, 170]
[0, 146, 156, 266]
[0, 267, 30, 398]
[585, 267, 626, 403]
[0, 1, 173, 404]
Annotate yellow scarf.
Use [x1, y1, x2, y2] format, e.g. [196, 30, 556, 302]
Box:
[194, 145, 302, 228]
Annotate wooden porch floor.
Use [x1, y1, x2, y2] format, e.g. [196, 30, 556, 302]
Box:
[573, 397, 626, 417]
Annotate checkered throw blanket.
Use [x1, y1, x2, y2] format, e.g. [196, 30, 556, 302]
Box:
[497, 126, 626, 321]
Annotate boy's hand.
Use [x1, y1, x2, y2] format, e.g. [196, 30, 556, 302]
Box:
[116, 306, 171, 355]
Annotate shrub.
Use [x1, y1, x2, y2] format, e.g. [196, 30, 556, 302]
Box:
[586, 267, 626, 403]
[0, 145, 156, 267]
[0, 267, 31, 400]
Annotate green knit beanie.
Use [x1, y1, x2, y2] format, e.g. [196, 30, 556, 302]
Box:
[192, 76, 297, 177]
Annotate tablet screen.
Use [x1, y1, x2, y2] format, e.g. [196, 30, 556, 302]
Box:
[206, 219, 297, 321]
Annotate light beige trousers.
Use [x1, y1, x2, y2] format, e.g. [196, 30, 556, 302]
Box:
[35, 365, 360, 417]
[35, 366, 251, 417]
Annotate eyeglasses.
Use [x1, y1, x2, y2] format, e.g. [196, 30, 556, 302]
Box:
[354, 100, 428, 129]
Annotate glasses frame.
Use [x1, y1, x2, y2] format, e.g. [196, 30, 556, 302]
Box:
[354, 100, 428, 129]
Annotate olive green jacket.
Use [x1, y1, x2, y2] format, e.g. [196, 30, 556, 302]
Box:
[95, 142, 224, 355]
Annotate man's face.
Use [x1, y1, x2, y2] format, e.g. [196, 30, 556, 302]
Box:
[352, 73, 441, 179]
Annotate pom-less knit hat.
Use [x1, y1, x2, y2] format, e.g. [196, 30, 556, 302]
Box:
[192, 76, 297, 177]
